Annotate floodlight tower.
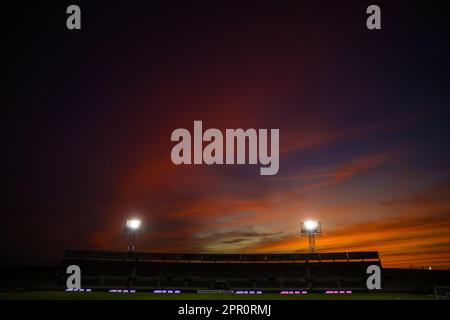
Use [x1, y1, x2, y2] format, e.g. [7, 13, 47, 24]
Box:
[300, 220, 322, 253]
[124, 219, 141, 253]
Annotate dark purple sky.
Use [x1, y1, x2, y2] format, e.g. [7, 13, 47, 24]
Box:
[2, 1, 450, 268]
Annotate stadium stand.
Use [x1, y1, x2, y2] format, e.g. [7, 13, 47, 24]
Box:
[59, 250, 381, 291]
[1, 250, 449, 294]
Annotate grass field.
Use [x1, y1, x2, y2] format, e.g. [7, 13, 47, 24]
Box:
[0, 291, 434, 300]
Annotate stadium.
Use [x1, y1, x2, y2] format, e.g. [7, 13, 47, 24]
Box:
[2, 250, 450, 300]
[1, 219, 449, 300]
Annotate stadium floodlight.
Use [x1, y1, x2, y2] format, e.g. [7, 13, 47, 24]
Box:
[303, 220, 318, 231]
[300, 220, 322, 253]
[124, 218, 142, 253]
[126, 219, 141, 230]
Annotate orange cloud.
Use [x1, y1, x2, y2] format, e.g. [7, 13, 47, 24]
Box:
[240, 213, 450, 269]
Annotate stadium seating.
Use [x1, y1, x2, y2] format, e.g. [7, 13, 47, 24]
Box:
[59, 250, 383, 291]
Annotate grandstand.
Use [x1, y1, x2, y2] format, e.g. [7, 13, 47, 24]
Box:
[60, 250, 381, 292]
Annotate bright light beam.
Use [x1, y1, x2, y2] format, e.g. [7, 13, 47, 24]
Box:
[126, 219, 141, 230]
[304, 220, 318, 232]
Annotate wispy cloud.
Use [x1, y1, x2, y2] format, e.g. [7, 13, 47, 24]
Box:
[272, 152, 392, 194]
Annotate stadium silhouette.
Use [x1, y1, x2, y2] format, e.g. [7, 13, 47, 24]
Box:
[2, 249, 450, 297]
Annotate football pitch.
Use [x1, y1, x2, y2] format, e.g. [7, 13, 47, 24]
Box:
[0, 291, 434, 300]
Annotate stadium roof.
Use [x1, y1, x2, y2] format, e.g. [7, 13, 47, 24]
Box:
[64, 250, 380, 263]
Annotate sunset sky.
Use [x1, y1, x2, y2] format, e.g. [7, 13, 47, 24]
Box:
[2, 1, 450, 268]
